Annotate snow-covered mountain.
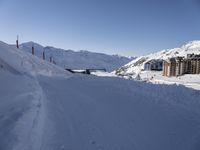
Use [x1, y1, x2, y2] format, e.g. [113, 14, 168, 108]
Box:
[19, 42, 134, 72]
[116, 40, 200, 76]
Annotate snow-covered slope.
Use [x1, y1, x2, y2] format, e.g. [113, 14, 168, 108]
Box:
[116, 41, 200, 75]
[20, 42, 133, 72]
[0, 41, 69, 76]
[1, 40, 200, 150]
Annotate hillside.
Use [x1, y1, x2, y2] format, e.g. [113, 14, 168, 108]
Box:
[115, 40, 200, 76]
[20, 42, 133, 72]
[0, 41, 68, 77]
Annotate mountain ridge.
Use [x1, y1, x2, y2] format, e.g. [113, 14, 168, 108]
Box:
[19, 41, 134, 72]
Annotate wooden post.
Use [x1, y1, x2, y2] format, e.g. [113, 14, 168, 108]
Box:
[16, 35, 19, 49]
[43, 50, 45, 60]
[32, 43, 35, 55]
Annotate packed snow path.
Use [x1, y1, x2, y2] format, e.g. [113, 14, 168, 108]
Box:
[0, 72, 45, 150]
[38, 75, 200, 150]
[1, 72, 200, 150]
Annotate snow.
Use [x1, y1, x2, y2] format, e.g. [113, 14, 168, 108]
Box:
[0, 71, 45, 150]
[0, 41, 69, 77]
[91, 71, 117, 77]
[139, 71, 200, 90]
[1, 41, 200, 150]
[22, 75, 200, 149]
[19, 42, 133, 72]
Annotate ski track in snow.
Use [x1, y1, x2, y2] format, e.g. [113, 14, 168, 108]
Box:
[13, 79, 46, 150]
[0, 72, 46, 150]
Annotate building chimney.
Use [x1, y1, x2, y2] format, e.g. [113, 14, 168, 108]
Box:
[16, 35, 19, 49]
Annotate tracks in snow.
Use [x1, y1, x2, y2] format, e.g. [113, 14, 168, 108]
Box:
[13, 78, 46, 150]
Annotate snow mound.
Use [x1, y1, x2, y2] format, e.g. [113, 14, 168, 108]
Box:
[0, 41, 69, 77]
[116, 40, 200, 75]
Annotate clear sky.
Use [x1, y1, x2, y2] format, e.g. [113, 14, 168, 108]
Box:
[0, 0, 200, 56]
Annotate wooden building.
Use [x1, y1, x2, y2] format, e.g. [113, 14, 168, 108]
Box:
[163, 54, 200, 77]
[163, 58, 177, 76]
[187, 54, 200, 74]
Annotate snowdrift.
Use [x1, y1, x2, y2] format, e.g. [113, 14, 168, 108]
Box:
[0, 41, 69, 76]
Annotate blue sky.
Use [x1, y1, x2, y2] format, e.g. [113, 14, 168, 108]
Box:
[0, 0, 200, 56]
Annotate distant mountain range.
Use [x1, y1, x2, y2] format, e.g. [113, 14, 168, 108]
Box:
[115, 40, 200, 76]
[19, 42, 134, 72]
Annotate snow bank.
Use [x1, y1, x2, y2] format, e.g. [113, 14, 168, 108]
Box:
[0, 41, 70, 77]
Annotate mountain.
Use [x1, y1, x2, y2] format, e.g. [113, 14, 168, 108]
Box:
[19, 42, 134, 72]
[115, 40, 200, 76]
